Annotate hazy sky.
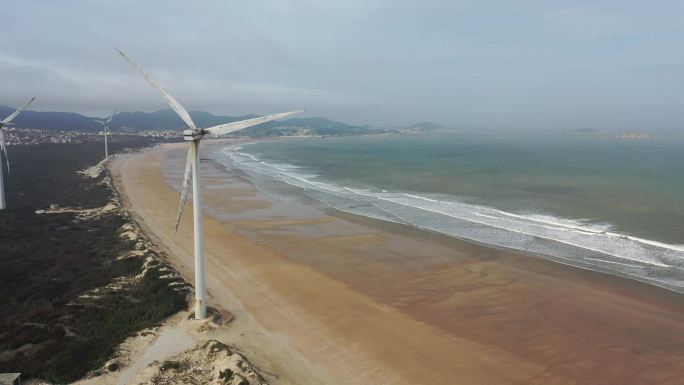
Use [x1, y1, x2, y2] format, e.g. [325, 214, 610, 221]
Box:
[1, 0, 683, 130]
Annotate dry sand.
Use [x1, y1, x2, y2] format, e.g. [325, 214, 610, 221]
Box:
[111, 142, 684, 385]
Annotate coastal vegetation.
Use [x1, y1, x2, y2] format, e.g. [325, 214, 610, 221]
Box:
[0, 139, 187, 383]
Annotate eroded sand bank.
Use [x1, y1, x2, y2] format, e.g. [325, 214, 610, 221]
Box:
[113, 142, 684, 385]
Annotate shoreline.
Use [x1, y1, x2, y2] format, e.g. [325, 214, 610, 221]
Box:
[226, 136, 684, 294]
[326, 207, 684, 308]
[217, 139, 684, 299]
[117, 142, 684, 384]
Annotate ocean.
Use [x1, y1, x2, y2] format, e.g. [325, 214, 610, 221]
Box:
[214, 132, 684, 292]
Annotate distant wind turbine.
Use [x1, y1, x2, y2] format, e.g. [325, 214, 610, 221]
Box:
[93, 110, 116, 158]
[116, 48, 304, 319]
[0, 97, 36, 210]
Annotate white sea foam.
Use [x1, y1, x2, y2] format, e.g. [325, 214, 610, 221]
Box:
[218, 145, 684, 292]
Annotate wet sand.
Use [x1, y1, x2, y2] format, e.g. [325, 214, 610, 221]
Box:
[115, 142, 684, 385]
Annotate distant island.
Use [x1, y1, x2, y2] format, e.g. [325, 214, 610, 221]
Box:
[393, 122, 451, 134]
[616, 132, 650, 140]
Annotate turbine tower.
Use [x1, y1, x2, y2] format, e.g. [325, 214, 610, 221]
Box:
[93, 110, 116, 158]
[0, 97, 36, 210]
[117, 48, 304, 319]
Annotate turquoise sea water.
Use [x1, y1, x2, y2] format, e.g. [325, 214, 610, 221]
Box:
[216, 132, 684, 292]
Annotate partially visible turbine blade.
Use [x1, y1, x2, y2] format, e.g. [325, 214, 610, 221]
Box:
[203, 109, 305, 136]
[92, 119, 105, 125]
[174, 147, 193, 233]
[0, 130, 9, 175]
[2, 97, 36, 124]
[115, 48, 197, 130]
[105, 109, 117, 125]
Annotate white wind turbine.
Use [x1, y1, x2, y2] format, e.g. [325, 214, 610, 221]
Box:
[93, 110, 116, 158]
[0, 97, 36, 210]
[116, 48, 304, 319]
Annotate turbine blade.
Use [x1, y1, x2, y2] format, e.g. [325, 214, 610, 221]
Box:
[92, 119, 105, 125]
[2, 97, 36, 124]
[0, 130, 9, 175]
[115, 48, 197, 130]
[203, 109, 305, 136]
[105, 109, 117, 124]
[174, 147, 193, 233]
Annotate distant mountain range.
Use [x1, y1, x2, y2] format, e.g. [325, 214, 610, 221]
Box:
[0, 106, 378, 137]
[0, 106, 103, 132]
[0, 105, 447, 137]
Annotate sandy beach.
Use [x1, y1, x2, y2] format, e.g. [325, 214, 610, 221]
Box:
[111, 142, 684, 385]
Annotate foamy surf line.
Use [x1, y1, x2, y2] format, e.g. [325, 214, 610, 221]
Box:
[216, 144, 684, 292]
[405, 193, 684, 253]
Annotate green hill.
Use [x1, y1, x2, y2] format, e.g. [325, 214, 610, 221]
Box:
[0, 106, 373, 137]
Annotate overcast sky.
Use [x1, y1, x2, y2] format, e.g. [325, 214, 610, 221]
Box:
[1, 0, 683, 130]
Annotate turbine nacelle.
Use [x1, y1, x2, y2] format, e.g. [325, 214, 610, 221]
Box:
[183, 128, 205, 141]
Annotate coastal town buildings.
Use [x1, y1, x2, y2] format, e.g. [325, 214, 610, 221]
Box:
[3, 128, 181, 146]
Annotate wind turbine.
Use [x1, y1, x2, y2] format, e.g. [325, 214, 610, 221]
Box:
[116, 48, 304, 319]
[0, 97, 36, 210]
[93, 110, 116, 158]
